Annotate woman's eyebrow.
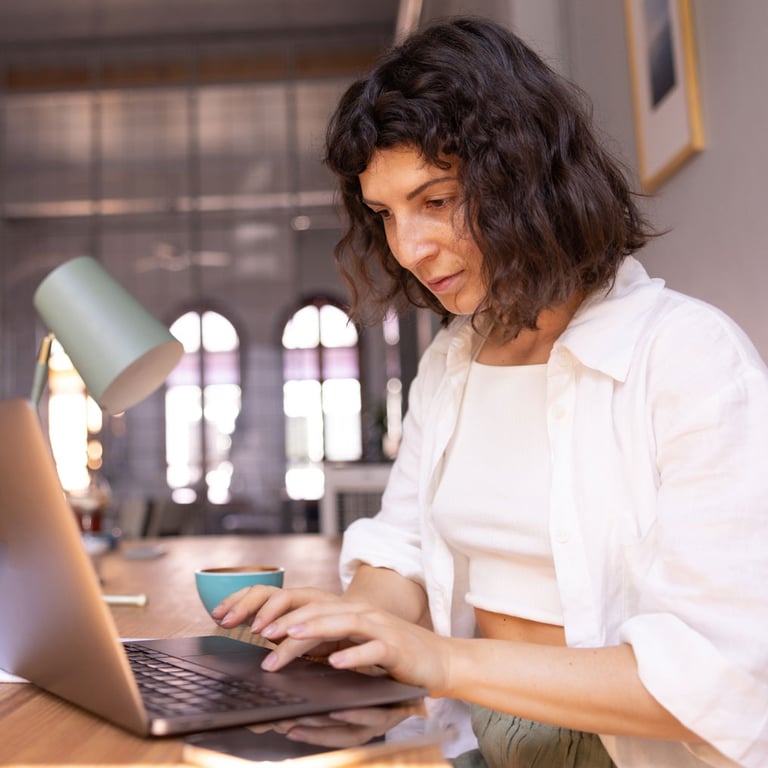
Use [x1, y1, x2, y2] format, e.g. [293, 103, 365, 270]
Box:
[362, 176, 457, 207]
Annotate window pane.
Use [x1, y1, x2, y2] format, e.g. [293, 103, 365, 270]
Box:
[204, 383, 241, 436]
[47, 339, 90, 492]
[285, 465, 325, 501]
[165, 384, 203, 489]
[282, 305, 320, 349]
[320, 304, 357, 348]
[322, 346, 359, 379]
[49, 391, 89, 491]
[202, 311, 239, 352]
[323, 378, 361, 461]
[165, 310, 241, 502]
[205, 349, 239, 384]
[166, 351, 199, 386]
[283, 379, 324, 462]
[170, 311, 201, 353]
[281, 299, 363, 501]
[383, 309, 400, 345]
[283, 347, 320, 380]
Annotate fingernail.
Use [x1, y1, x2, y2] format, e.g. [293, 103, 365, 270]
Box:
[261, 652, 278, 671]
[261, 623, 278, 638]
[250, 617, 264, 633]
[328, 651, 347, 667]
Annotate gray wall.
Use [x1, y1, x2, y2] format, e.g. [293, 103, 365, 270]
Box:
[516, 0, 768, 361]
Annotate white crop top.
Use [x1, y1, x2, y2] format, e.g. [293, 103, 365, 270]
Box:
[432, 361, 563, 625]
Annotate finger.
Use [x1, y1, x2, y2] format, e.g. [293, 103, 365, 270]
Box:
[272, 714, 339, 730]
[326, 706, 400, 728]
[217, 586, 331, 629]
[327, 639, 391, 671]
[248, 588, 327, 633]
[246, 587, 344, 633]
[267, 718, 302, 734]
[258, 598, 366, 641]
[261, 635, 335, 671]
[257, 603, 385, 669]
[209, 585, 256, 619]
[284, 610, 438, 689]
[213, 585, 282, 624]
[284, 723, 378, 748]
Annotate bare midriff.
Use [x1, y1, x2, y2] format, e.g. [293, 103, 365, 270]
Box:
[475, 607, 566, 646]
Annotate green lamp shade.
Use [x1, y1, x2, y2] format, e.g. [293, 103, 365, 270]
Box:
[33, 256, 183, 414]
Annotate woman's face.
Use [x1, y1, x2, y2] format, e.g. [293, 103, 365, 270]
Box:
[359, 145, 486, 316]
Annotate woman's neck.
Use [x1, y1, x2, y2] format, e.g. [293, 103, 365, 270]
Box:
[477, 291, 583, 366]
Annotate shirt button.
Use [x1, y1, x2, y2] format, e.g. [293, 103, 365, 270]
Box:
[551, 405, 566, 422]
[554, 528, 571, 543]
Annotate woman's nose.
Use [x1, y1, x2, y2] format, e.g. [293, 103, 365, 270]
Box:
[391, 218, 438, 271]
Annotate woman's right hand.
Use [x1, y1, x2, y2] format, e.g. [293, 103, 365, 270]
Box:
[211, 585, 354, 662]
[211, 565, 430, 670]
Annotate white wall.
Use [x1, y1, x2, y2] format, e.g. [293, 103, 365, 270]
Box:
[560, 0, 768, 361]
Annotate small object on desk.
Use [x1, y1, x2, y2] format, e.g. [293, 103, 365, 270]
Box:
[81, 533, 112, 557]
[122, 545, 167, 560]
[66, 468, 112, 535]
[102, 593, 149, 607]
[0, 668, 28, 683]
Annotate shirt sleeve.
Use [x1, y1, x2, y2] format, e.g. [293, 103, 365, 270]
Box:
[338, 451, 426, 589]
[339, 334, 442, 590]
[619, 299, 768, 768]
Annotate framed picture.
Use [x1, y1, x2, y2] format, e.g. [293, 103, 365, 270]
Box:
[624, 0, 704, 192]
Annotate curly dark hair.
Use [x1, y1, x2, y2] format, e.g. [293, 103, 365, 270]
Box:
[325, 16, 654, 334]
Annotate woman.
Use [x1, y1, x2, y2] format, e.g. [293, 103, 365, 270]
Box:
[214, 17, 768, 768]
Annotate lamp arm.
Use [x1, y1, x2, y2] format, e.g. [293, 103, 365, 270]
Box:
[30, 333, 55, 406]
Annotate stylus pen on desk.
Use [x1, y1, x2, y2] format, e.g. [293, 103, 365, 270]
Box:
[102, 593, 148, 607]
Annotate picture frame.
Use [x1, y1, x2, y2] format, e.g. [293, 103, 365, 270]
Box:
[624, 0, 704, 192]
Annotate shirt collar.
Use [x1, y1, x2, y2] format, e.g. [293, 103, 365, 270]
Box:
[556, 256, 665, 381]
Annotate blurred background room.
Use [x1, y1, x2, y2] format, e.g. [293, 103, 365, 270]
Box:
[0, 0, 765, 540]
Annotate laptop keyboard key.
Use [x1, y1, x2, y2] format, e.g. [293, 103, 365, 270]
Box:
[123, 642, 307, 717]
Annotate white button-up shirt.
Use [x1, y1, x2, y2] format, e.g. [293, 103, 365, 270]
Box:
[340, 257, 768, 767]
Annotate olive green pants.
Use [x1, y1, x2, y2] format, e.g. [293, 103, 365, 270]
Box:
[452, 706, 617, 768]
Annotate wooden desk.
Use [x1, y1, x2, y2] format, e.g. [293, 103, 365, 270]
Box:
[0, 535, 446, 767]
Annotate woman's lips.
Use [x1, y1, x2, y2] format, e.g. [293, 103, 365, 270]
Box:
[426, 271, 462, 294]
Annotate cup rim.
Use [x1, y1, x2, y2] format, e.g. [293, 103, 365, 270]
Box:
[195, 565, 284, 575]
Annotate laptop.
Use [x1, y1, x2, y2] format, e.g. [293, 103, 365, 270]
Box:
[0, 398, 425, 737]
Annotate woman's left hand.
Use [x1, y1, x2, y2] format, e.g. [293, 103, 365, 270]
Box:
[266, 704, 417, 748]
[259, 600, 452, 695]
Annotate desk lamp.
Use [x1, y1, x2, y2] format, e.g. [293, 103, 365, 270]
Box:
[30, 256, 183, 414]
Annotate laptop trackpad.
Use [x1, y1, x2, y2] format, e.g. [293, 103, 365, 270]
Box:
[191, 651, 333, 679]
[134, 636, 336, 679]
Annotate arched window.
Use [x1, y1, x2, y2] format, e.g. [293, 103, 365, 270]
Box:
[47, 339, 104, 492]
[282, 298, 362, 500]
[165, 310, 241, 504]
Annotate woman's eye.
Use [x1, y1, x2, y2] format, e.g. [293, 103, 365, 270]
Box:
[427, 197, 451, 210]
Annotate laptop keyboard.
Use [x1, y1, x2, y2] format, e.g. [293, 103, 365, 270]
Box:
[124, 642, 307, 717]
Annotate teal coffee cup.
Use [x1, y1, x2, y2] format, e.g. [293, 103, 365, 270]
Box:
[195, 565, 285, 615]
